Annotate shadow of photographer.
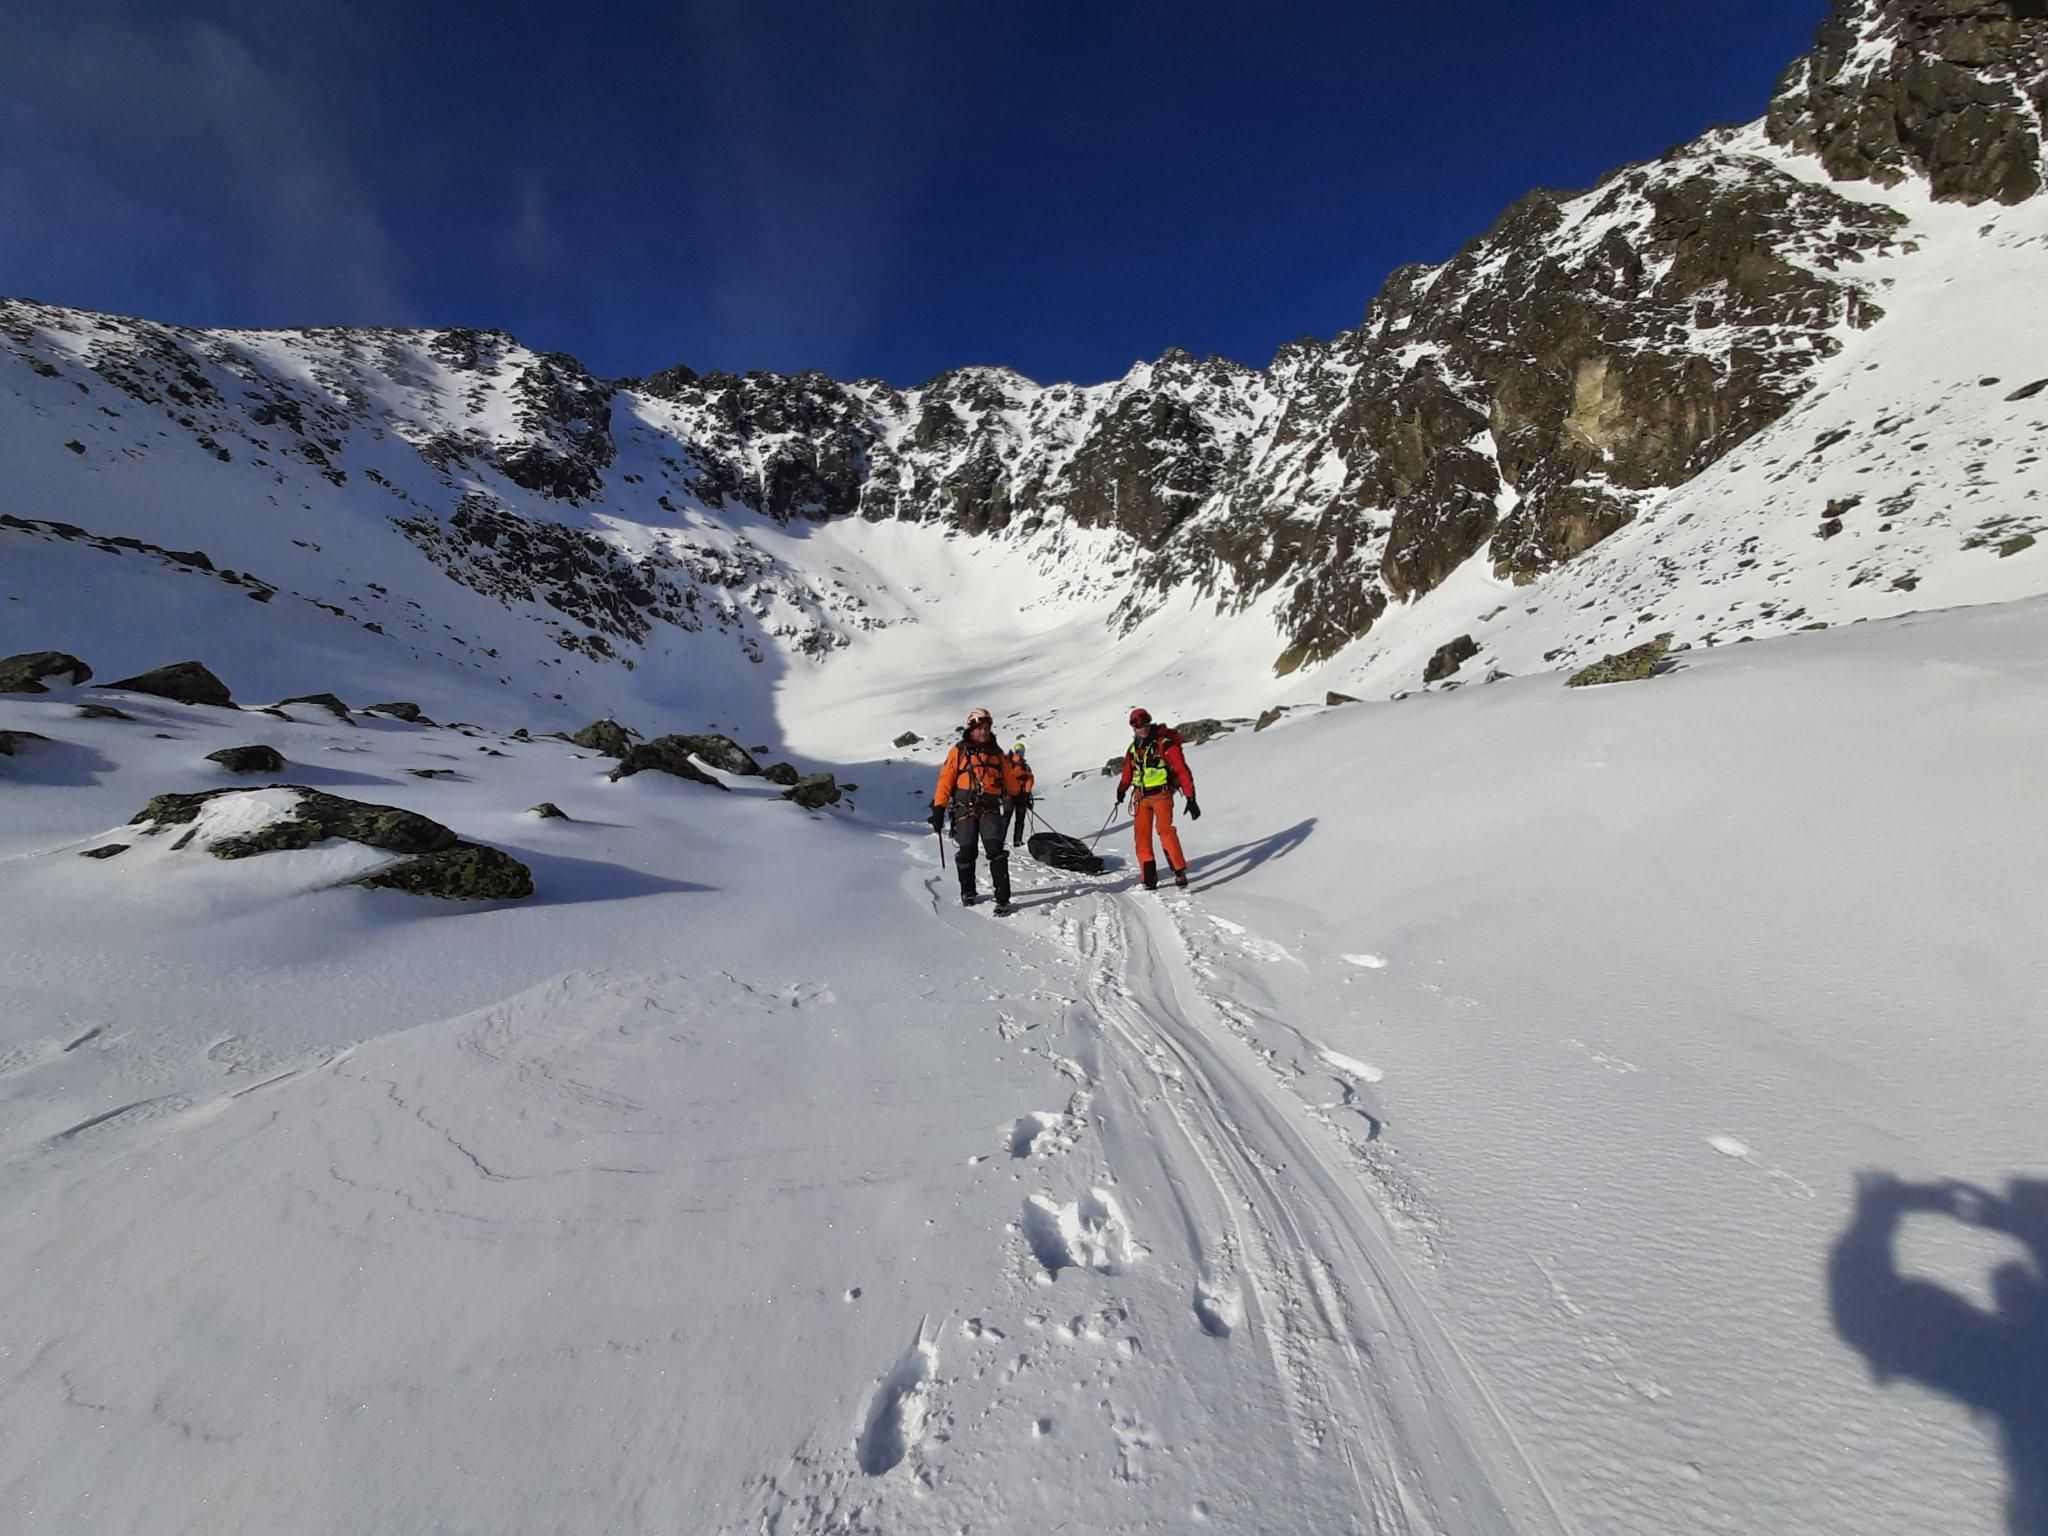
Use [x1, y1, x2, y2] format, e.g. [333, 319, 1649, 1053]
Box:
[1830, 1173, 2048, 1535]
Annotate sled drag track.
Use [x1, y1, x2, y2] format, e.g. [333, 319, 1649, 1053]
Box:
[1074, 894, 1573, 1535]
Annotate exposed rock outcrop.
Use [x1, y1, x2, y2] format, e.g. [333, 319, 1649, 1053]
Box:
[1567, 635, 1674, 687]
[571, 718, 638, 757]
[1768, 0, 2048, 205]
[206, 745, 285, 773]
[782, 772, 842, 809]
[106, 660, 234, 707]
[608, 735, 729, 788]
[1425, 636, 1480, 684]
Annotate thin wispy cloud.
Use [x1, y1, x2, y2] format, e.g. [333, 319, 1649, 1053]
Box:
[0, 0, 407, 326]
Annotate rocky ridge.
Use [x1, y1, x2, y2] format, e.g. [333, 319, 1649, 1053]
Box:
[2, 0, 2043, 685]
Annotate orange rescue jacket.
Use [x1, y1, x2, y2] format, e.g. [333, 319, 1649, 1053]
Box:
[933, 738, 1025, 808]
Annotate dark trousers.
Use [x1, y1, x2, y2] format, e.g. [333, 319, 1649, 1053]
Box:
[952, 805, 1010, 901]
[1007, 795, 1031, 847]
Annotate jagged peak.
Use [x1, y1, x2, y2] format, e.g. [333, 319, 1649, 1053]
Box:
[1768, 0, 2048, 203]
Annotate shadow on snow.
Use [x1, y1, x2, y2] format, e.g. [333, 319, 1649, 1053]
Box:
[1830, 1172, 2048, 1536]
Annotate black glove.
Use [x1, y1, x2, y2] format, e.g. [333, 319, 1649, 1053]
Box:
[1186, 799, 1202, 820]
[1114, 787, 1126, 808]
[928, 806, 945, 833]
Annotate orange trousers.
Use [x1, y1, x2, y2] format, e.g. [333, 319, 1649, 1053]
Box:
[1133, 791, 1187, 871]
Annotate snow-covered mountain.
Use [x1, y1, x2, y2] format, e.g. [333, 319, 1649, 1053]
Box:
[5, 0, 2044, 734]
[5, 6, 2048, 1535]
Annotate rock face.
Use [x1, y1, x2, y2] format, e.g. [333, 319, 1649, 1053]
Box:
[1424, 636, 1480, 684]
[206, 745, 285, 773]
[0, 651, 92, 692]
[608, 735, 729, 788]
[1768, 0, 2048, 205]
[107, 660, 234, 707]
[571, 718, 638, 757]
[782, 772, 842, 809]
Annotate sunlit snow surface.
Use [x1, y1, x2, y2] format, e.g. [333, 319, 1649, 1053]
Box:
[3, 593, 2044, 1535]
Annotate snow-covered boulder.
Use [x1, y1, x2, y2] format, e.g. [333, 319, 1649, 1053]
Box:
[607, 736, 726, 788]
[111, 786, 533, 900]
[0, 651, 92, 693]
[278, 692, 352, 720]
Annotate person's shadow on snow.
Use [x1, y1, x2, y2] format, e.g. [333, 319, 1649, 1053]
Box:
[1184, 818, 1316, 892]
[1830, 1173, 2048, 1535]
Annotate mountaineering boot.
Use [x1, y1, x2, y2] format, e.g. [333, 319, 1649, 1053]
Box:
[960, 880, 979, 907]
[1141, 860, 1158, 891]
[1173, 865, 1188, 890]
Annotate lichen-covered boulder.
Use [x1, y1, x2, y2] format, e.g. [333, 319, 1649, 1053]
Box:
[124, 785, 531, 899]
[131, 786, 458, 857]
[1424, 635, 1479, 684]
[107, 660, 234, 707]
[354, 844, 533, 900]
[77, 703, 133, 721]
[1254, 707, 1284, 732]
[1567, 635, 1673, 688]
[0, 730, 50, 757]
[1325, 691, 1360, 706]
[572, 718, 638, 757]
[206, 745, 285, 773]
[527, 802, 569, 820]
[608, 736, 728, 789]
[782, 772, 842, 809]
[364, 701, 427, 723]
[762, 761, 801, 786]
[893, 730, 921, 748]
[280, 692, 352, 719]
[0, 651, 92, 693]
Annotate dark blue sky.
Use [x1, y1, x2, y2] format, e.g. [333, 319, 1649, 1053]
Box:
[1, 1, 1830, 386]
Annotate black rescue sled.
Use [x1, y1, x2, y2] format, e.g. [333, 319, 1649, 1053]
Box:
[1027, 830, 1107, 876]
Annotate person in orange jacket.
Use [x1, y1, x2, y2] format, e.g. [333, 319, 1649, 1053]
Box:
[1005, 739, 1036, 848]
[1114, 706, 1200, 890]
[929, 706, 1028, 910]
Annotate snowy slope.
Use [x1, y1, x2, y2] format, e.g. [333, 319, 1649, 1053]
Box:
[4, 595, 2044, 1535]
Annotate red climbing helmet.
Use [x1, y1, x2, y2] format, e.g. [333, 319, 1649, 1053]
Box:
[1129, 706, 1152, 728]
